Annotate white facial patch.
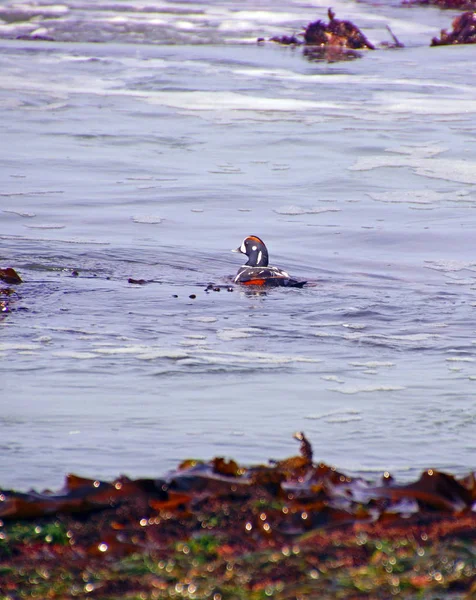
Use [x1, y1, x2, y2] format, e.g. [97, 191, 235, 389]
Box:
[240, 240, 246, 253]
[252, 245, 257, 251]
[257, 250, 262, 264]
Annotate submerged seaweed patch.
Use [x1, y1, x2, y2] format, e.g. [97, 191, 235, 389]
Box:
[1, 433, 476, 598]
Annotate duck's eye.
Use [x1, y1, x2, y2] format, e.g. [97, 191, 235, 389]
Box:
[252, 245, 257, 251]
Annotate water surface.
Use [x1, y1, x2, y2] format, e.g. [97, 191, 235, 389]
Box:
[1, 0, 476, 490]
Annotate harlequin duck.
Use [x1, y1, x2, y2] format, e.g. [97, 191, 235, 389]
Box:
[232, 235, 306, 287]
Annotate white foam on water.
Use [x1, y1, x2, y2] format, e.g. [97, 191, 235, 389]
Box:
[320, 375, 345, 383]
[326, 415, 363, 423]
[344, 333, 441, 345]
[376, 93, 476, 116]
[24, 224, 65, 229]
[350, 361, 395, 368]
[216, 328, 261, 341]
[221, 9, 302, 25]
[3, 210, 36, 218]
[274, 206, 340, 216]
[52, 351, 98, 359]
[368, 190, 440, 205]
[180, 339, 208, 347]
[196, 348, 322, 365]
[132, 215, 163, 224]
[351, 152, 476, 185]
[344, 332, 440, 347]
[23, 4, 69, 16]
[187, 317, 218, 323]
[145, 91, 339, 113]
[330, 385, 405, 395]
[0, 343, 40, 351]
[137, 350, 190, 360]
[93, 345, 150, 355]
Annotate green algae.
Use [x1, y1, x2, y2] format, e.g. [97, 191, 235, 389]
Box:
[1, 435, 476, 599]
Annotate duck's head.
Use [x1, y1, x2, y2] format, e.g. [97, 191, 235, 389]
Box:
[232, 235, 269, 267]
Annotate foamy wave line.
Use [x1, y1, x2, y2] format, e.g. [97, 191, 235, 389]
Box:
[330, 385, 405, 395]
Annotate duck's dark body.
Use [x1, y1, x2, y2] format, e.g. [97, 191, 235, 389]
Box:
[232, 235, 306, 288]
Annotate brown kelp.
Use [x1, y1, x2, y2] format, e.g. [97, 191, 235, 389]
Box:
[270, 9, 375, 61]
[431, 11, 476, 45]
[0, 267, 22, 316]
[1, 433, 476, 598]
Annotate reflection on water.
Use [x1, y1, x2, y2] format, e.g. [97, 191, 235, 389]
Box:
[1, 0, 476, 490]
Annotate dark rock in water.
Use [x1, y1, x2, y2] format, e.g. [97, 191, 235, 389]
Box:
[0, 267, 22, 284]
[431, 11, 476, 45]
[128, 278, 148, 285]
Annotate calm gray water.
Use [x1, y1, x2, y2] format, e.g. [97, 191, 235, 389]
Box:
[1, 0, 476, 490]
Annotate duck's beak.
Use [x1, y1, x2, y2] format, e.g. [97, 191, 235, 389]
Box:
[232, 246, 244, 254]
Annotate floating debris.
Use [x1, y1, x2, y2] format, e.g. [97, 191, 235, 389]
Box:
[270, 9, 375, 61]
[431, 11, 476, 45]
[205, 283, 234, 292]
[304, 9, 375, 50]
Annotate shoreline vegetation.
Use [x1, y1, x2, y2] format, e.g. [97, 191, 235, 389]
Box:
[1, 433, 475, 599]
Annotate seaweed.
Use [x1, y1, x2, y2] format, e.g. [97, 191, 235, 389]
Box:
[1, 433, 476, 598]
[431, 10, 476, 45]
[269, 8, 375, 62]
